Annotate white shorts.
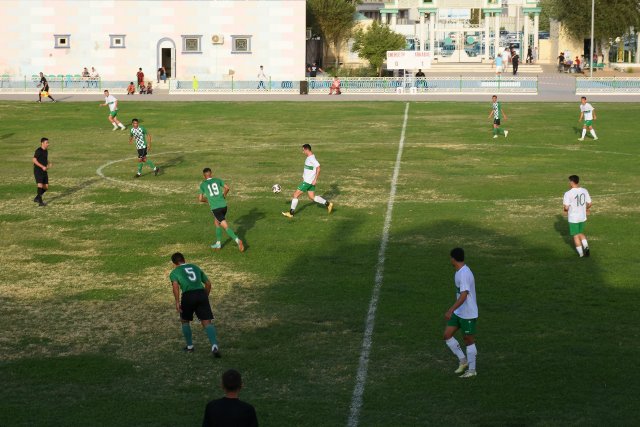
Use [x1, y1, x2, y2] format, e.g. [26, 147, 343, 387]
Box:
[496, 65, 503, 72]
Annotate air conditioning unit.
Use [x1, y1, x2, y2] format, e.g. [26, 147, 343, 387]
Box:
[211, 34, 224, 44]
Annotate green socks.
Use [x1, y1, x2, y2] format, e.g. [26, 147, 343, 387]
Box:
[216, 227, 223, 243]
[181, 323, 193, 347]
[146, 159, 156, 170]
[225, 228, 238, 240]
[204, 324, 218, 346]
[137, 163, 143, 174]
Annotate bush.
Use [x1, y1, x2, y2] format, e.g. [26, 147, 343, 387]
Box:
[323, 66, 378, 77]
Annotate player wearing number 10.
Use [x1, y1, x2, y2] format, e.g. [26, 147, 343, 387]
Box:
[563, 175, 592, 257]
[199, 168, 245, 252]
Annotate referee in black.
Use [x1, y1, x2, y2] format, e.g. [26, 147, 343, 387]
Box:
[37, 72, 56, 103]
[33, 138, 51, 206]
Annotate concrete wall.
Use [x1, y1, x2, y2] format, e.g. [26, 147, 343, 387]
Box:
[0, 0, 305, 80]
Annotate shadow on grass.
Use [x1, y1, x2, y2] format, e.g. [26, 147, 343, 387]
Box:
[47, 177, 100, 204]
[553, 214, 575, 250]
[0, 132, 15, 140]
[157, 155, 184, 173]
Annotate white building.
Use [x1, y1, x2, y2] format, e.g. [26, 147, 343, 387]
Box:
[0, 0, 305, 81]
[356, 0, 542, 63]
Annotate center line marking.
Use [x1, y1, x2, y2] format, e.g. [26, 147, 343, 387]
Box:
[348, 102, 410, 427]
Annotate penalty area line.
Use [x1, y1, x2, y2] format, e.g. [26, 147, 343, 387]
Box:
[347, 102, 410, 427]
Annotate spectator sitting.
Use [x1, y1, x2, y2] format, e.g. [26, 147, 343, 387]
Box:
[82, 67, 90, 88]
[127, 82, 136, 95]
[329, 76, 341, 95]
[139, 82, 147, 94]
[415, 69, 425, 77]
[202, 369, 258, 427]
[146, 81, 153, 94]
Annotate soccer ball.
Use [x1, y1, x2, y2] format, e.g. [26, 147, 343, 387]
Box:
[272, 184, 281, 193]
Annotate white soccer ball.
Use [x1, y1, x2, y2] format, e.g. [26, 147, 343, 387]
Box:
[272, 184, 281, 193]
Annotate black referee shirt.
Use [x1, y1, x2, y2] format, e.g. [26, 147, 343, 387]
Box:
[40, 76, 49, 90]
[34, 147, 48, 171]
[202, 397, 258, 427]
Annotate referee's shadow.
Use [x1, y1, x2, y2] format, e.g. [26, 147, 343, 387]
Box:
[46, 177, 100, 204]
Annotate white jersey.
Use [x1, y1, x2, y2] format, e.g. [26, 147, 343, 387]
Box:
[563, 187, 591, 223]
[302, 154, 320, 184]
[105, 95, 118, 112]
[453, 265, 478, 319]
[580, 103, 594, 120]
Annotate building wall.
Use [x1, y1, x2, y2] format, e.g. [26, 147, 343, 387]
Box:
[0, 0, 305, 81]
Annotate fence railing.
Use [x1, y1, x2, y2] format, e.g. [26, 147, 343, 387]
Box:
[170, 79, 299, 93]
[0, 76, 133, 93]
[576, 77, 640, 94]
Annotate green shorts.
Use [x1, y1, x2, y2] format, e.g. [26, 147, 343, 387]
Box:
[109, 110, 119, 118]
[583, 120, 593, 127]
[569, 221, 585, 236]
[447, 313, 477, 335]
[297, 182, 316, 192]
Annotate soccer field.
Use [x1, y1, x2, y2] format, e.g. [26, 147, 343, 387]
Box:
[1, 100, 639, 426]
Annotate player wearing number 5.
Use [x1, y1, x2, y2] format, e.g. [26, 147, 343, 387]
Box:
[199, 167, 245, 252]
[563, 175, 592, 257]
[169, 252, 221, 357]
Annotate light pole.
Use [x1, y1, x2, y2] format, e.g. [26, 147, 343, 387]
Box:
[590, 0, 595, 77]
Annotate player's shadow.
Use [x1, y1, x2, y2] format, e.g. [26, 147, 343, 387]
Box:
[47, 177, 100, 204]
[553, 214, 575, 250]
[323, 183, 341, 200]
[157, 155, 184, 173]
[235, 208, 267, 239]
[0, 133, 15, 140]
[572, 126, 583, 136]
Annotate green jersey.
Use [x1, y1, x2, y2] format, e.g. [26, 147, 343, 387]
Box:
[169, 263, 209, 294]
[130, 126, 148, 149]
[200, 177, 227, 210]
[492, 101, 503, 120]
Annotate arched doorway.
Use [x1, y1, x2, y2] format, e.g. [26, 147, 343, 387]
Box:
[157, 38, 176, 78]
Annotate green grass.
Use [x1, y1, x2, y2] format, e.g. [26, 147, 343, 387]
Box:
[1, 100, 639, 426]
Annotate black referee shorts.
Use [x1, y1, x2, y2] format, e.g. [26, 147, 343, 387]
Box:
[34, 169, 48, 185]
[180, 289, 214, 322]
[212, 207, 228, 222]
[137, 148, 148, 159]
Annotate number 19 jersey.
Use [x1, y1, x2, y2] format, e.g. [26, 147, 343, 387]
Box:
[563, 187, 591, 223]
[200, 177, 227, 210]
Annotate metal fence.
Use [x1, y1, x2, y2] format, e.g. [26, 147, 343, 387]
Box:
[576, 77, 640, 94]
[170, 79, 299, 93]
[0, 76, 130, 93]
[307, 77, 538, 94]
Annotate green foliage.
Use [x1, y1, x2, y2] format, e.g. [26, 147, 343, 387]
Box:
[544, 0, 640, 41]
[352, 21, 407, 76]
[307, 0, 358, 68]
[324, 65, 378, 77]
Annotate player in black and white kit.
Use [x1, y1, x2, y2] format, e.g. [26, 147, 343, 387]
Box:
[37, 72, 56, 103]
[32, 138, 51, 206]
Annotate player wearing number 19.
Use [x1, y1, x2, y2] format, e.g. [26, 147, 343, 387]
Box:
[199, 168, 245, 252]
[563, 175, 592, 257]
[169, 252, 221, 357]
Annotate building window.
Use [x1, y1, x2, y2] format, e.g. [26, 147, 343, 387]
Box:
[231, 35, 252, 54]
[181, 35, 203, 54]
[54, 34, 70, 49]
[110, 35, 126, 49]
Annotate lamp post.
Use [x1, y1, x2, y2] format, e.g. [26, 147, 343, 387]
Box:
[590, 0, 595, 77]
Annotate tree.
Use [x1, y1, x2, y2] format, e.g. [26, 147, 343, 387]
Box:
[543, 0, 640, 58]
[307, 0, 358, 69]
[352, 20, 406, 76]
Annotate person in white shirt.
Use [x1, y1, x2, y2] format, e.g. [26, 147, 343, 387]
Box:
[99, 90, 126, 131]
[563, 175, 592, 257]
[282, 144, 334, 218]
[90, 67, 99, 88]
[578, 96, 598, 141]
[444, 247, 479, 378]
[257, 65, 267, 90]
[503, 48, 511, 71]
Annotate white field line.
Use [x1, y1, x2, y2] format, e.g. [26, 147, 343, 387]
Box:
[348, 102, 410, 427]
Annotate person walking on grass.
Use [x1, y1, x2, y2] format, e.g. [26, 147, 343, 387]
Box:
[444, 247, 479, 378]
[563, 175, 592, 258]
[578, 97, 598, 141]
[488, 95, 508, 139]
[169, 252, 221, 357]
[129, 119, 159, 178]
[282, 144, 333, 218]
[32, 137, 51, 206]
[199, 168, 245, 252]
[202, 369, 259, 427]
[100, 90, 126, 131]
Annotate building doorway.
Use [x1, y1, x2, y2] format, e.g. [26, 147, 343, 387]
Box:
[157, 38, 176, 79]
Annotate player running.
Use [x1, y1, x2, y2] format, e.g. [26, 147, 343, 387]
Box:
[444, 247, 479, 378]
[169, 252, 221, 357]
[129, 119, 159, 178]
[578, 97, 598, 141]
[100, 90, 126, 131]
[282, 144, 333, 218]
[488, 95, 508, 139]
[199, 168, 245, 252]
[563, 175, 592, 257]
[36, 72, 56, 103]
